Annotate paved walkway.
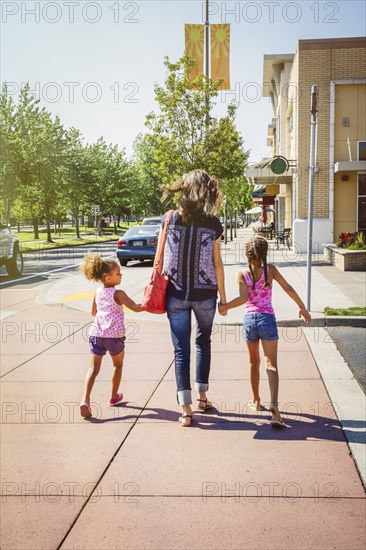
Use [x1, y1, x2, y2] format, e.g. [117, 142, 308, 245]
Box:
[0, 229, 365, 549]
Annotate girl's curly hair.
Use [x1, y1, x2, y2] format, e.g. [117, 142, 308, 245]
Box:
[161, 169, 222, 224]
[244, 236, 271, 290]
[80, 253, 118, 282]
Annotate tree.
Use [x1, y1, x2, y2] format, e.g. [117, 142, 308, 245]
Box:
[132, 133, 169, 215]
[0, 87, 17, 223]
[143, 52, 250, 209]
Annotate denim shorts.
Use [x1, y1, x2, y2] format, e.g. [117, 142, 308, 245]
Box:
[243, 313, 279, 343]
[89, 336, 126, 356]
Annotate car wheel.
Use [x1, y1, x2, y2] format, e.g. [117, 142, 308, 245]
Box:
[6, 246, 23, 277]
[120, 259, 128, 267]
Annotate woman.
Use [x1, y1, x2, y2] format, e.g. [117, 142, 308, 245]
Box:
[160, 169, 227, 427]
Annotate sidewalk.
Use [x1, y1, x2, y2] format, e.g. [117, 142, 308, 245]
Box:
[0, 233, 365, 549]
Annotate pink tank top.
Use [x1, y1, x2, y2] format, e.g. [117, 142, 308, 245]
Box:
[89, 287, 125, 338]
[243, 271, 274, 315]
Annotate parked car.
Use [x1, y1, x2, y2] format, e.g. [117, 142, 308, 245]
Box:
[116, 225, 160, 266]
[141, 216, 162, 226]
[0, 222, 24, 277]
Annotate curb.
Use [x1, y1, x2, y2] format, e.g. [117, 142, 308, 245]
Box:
[22, 237, 118, 255]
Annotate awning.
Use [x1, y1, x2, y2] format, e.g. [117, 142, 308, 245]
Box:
[334, 161, 366, 172]
[246, 157, 293, 185]
[245, 206, 275, 215]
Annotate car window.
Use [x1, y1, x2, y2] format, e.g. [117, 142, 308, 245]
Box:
[143, 218, 161, 225]
[123, 226, 159, 237]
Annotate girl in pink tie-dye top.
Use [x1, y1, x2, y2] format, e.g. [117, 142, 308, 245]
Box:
[79, 254, 142, 419]
[219, 236, 311, 427]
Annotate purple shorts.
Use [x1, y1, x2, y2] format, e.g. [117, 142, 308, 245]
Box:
[89, 336, 126, 356]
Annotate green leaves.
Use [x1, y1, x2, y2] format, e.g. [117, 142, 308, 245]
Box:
[140, 53, 251, 213]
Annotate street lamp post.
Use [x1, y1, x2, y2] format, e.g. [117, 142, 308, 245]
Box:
[234, 207, 238, 238]
[306, 85, 318, 312]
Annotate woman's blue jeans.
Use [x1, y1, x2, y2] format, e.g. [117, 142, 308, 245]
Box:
[166, 295, 217, 405]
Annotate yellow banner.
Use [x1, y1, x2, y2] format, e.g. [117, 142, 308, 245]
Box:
[210, 24, 230, 89]
[185, 24, 204, 80]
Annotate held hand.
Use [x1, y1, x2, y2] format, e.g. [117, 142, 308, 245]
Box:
[299, 308, 311, 323]
[218, 302, 228, 316]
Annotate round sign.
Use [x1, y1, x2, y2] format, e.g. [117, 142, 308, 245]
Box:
[270, 156, 288, 175]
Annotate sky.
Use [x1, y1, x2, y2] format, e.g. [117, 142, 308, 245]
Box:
[2, 0, 366, 164]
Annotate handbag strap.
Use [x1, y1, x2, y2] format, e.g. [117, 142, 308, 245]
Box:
[154, 210, 174, 274]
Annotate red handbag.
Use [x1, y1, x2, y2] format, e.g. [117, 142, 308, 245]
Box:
[141, 210, 174, 314]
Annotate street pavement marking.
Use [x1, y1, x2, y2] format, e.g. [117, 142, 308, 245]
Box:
[58, 291, 95, 302]
[0, 311, 18, 320]
[57, 290, 133, 312]
[0, 263, 78, 287]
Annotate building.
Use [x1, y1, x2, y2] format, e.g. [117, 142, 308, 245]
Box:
[246, 37, 366, 252]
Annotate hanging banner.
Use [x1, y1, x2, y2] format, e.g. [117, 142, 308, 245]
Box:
[185, 24, 204, 80]
[210, 24, 230, 89]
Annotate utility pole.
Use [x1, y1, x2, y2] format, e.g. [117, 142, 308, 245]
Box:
[306, 85, 318, 311]
[204, 0, 209, 79]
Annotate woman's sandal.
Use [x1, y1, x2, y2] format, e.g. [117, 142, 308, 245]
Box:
[247, 401, 263, 412]
[179, 414, 192, 427]
[269, 402, 286, 428]
[196, 398, 214, 411]
[80, 401, 92, 419]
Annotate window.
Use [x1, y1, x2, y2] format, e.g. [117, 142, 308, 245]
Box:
[358, 173, 366, 232]
[358, 141, 366, 161]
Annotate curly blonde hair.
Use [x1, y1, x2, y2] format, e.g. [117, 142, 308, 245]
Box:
[244, 236, 271, 290]
[80, 253, 118, 282]
[161, 169, 222, 224]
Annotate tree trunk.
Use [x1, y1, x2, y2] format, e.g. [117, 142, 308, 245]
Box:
[113, 214, 117, 234]
[32, 217, 39, 240]
[46, 218, 53, 243]
[74, 209, 81, 239]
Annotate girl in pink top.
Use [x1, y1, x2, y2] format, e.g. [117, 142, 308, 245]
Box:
[79, 254, 141, 419]
[219, 236, 311, 426]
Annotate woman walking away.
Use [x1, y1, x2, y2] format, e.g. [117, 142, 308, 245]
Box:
[219, 236, 311, 427]
[161, 170, 227, 427]
[79, 254, 141, 419]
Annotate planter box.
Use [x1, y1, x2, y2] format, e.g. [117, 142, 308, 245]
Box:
[323, 244, 366, 271]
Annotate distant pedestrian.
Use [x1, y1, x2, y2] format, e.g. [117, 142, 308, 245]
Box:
[218, 235, 311, 426]
[161, 169, 227, 427]
[79, 253, 141, 419]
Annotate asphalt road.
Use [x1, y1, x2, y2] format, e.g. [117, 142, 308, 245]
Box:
[0, 240, 144, 289]
[325, 326, 366, 393]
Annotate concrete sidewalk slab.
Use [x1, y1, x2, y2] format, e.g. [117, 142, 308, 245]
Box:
[1, 422, 132, 489]
[0, 354, 35, 377]
[0, 379, 162, 424]
[98, 423, 362, 498]
[1, 498, 85, 550]
[2, 351, 174, 382]
[139, 378, 340, 425]
[60, 497, 366, 550]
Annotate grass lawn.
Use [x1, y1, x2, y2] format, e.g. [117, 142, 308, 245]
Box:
[16, 224, 136, 253]
[324, 306, 366, 316]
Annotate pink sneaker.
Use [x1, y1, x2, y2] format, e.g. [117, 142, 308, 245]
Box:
[108, 392, 123, 406]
